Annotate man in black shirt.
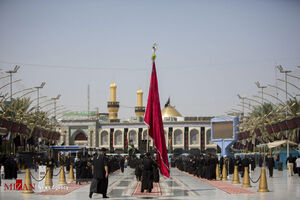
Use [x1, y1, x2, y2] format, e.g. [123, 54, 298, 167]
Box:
[141, 153, 154, 193]
[89, 148, 109, 199]
[266, 155, 275, 177]
[119, 157, 125, 173]
[286, 155, 294, 176]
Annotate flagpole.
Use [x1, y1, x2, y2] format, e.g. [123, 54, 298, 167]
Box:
[144, 43, 170, 178]
[147, 127, 149, 152]
[147, 43, 157, 153]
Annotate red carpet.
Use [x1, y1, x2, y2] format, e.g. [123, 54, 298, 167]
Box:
[38, 181, 90, 195]
[177, 169, 255, 194]
[200, 178, 255, 194]
[132, 182, 162, 196]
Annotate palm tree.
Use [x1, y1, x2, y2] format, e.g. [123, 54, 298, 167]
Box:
[287, 97, 300, 117]
[0, 97, 34, 119]
[249, 103, 276, 118]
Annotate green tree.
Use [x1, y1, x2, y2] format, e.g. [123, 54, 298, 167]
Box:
[287, 97, 300, 117]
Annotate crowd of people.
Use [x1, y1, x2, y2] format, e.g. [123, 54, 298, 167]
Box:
[1, 150, 300, 198]
[286, 155, 300, 176]
[133, 153, 160, 193]
[174, 154, 259, 180]
[0, 154, 18, 179]
[174, 153, 300, 179]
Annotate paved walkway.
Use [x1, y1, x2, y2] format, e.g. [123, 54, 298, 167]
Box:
[0, 167, 300, 199]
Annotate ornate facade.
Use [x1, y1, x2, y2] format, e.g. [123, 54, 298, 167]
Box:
[59, 119, 212, 153]
[59, 83, 213, 152]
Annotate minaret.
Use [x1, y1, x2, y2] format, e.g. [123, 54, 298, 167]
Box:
[135, 89, 145, 117]
[107, 82, 120, 122]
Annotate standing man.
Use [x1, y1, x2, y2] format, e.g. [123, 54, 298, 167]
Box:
[141, 152, 154, 193]
[266, 155, 275, 177]
[89, 148, 109, 199]
[135, 155, 143, 181]
[241, 156, 250, 177]
[119, 156, 125, 173]
[65, 154, 71, 172]
[295, 155, 300, 177]
[286, 154, 294, 176]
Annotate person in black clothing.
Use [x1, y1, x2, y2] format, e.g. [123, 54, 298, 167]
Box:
[292, 156, 297, 174]
[135, 155, 143, 181]
[235, 156, 243, 177]
[4, 155, 18, 179]
[241, 156, 250, 178]
[229, 157, 234, 174]
[89, 148, 109, 199]
[250, 156, 256, 171]
[119, 157, 125, 173]
[153, 159, 160, 183]
[266, 155, 275, 177]
[286, 155, 294, 176]
[204, 155, 210, 179]
[210, 155, 217, 180]
[75, 157, 82, 185]
[80, 157, 88, 182]
[87, 158, 93, 180]
[141, 152, 154, 193]
[65, 154, 71, 172]
[11, 156, 18, 179]
[219, 156, 224, 176]
[258, 156, 263, 167]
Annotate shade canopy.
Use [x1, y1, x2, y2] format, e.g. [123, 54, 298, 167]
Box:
[267, 140, 298, 149]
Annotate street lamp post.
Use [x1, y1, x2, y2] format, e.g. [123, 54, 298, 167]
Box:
[51, 94, 61, 121]
[277, 65, 292, 161]
[5, 65, 20, 102]
[258, 91, 286, 105]
[237, 94, 246, 121]
[255, 81, 267, 157]
[34, 82, 46, 114]
[255, 82, 267, 114]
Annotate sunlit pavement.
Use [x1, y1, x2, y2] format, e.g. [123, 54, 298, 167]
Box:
[1, 167, 300, 199]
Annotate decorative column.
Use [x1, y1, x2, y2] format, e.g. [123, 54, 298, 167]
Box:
[124, 128, 128, 153]
[169, 127, 173, 151]
[184, 127, 189, 151]
[135, 89, 145, 117]
[201, 127, 205, 152]
[107, 83, 120, 122]
[110, 128, 114, 152]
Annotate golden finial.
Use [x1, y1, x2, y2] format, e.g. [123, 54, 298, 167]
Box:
[152, 43, 157, 61]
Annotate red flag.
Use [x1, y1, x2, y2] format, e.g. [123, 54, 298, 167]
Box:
[144, 60, 170, 178]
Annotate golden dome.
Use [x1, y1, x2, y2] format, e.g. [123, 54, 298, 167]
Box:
[137, 89, 143, 94]
[110, 82, 116, 88]
[161, 105, 182, 118]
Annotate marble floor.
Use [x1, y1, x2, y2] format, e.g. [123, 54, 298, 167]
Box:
[0, 167, 300, 200]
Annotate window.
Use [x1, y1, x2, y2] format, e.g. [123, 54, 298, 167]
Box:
[75, 132, 87, 141]
[101, 131, 108, 145]
[174, 129, 183, 145]
[190, 129, 199, 145]
[129, 130, 137, 145]
[114, 130, 122, 145]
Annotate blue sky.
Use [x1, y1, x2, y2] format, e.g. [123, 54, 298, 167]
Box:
[0, 0, 300, 119]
